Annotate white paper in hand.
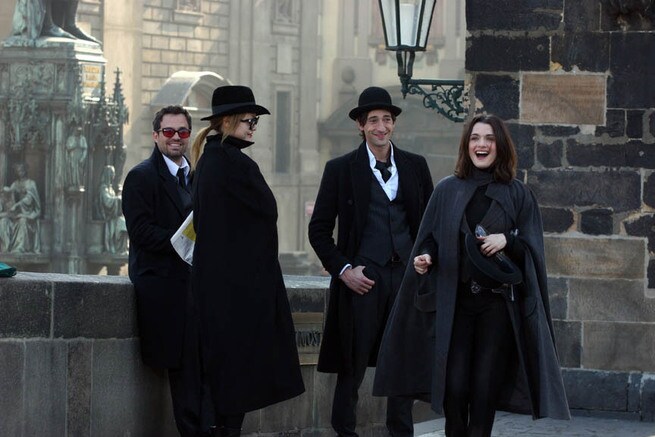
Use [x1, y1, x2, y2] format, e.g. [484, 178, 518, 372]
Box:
[171, 212, 195, 265]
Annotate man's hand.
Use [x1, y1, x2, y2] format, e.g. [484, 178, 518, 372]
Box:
[414, 254, 432, 275]
[340, 265, 375, 295]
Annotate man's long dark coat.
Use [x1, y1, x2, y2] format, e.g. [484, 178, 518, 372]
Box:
[192, 135, 304, 415]
[122, 146, 191, 368]
[308, 142, 433, 373]
[372, 175, 571, 420]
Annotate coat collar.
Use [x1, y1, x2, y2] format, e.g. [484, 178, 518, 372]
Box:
[350, 142, 372, 239]
[448, 176, 517, 236]
[207, 134, 255, 150]
[150, 146, 188, 217]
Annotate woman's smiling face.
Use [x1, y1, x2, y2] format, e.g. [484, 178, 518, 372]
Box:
[468, 122, 497, 170]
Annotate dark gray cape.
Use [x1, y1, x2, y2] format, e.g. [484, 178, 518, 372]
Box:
[372, 174, 570, 420]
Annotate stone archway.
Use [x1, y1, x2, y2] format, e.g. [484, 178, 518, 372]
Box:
[150, 71, 232, 129]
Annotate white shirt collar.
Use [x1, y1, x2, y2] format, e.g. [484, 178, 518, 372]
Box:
[366, 142, 397, 173]
[365, 142, 399, 200]
[162, 153, 189, 178]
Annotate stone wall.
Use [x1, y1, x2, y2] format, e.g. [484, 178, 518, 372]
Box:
[0, 272, 398, 437]
[466, 0, 655, 408]
[138, 0, 230, 108]
[0, 272, 653, 437]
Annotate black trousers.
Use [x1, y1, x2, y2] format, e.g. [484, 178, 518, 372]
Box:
[443, 285, 514, 437]
[215, 412, 245, 435]
[168, 283, 215, 437]
[331, 260, 414, 437]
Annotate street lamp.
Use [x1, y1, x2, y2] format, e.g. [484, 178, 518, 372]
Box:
[379, 0, 466, 122]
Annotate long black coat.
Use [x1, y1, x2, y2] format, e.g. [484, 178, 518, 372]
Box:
[192, 135, 304, 415]
[308, 142, 433, 373]
[122, 147, 192, 368]
[373, 174, 571, 420]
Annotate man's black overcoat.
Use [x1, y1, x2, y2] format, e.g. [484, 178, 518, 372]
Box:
[308, 141, 433, 373]
[192, 135, 304, 415]
[122, 146, 192, 368]
[372, 175, 571, 420]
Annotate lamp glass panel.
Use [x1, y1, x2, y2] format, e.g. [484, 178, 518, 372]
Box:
[399, 1, 418, 47]
[418, 0, 436, 48]
[380, 0, 398, 47]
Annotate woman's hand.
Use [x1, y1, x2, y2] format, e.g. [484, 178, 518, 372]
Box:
[477, 233, 506, 257]
[414, 254, 432, 275]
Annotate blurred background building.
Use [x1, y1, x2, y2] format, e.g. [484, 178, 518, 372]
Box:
[0, 0, 466, 275]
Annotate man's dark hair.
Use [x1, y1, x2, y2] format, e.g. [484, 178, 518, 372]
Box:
[356, 111, 397, 127]
[152, 105, 192, 132]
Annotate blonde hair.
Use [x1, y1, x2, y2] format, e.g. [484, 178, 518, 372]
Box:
[190, 114, 243, 168]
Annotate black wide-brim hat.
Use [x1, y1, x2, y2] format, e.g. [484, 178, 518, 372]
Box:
[201, 85, 270, 121]
[464, 233, 523, 287]
[348, 86, 402, 120]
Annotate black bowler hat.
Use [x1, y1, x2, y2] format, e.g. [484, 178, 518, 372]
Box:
[348, 86, 402, 120]
[201, 85, 270, 121]
[464, 233, 523, 288]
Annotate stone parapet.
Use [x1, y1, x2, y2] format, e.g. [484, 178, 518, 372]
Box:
[0, 272, 653, 436]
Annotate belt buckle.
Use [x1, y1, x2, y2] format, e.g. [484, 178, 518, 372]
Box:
[470, 280, 481, 294]
[491, 285, 504, 294]
[492, 284, 515, 302]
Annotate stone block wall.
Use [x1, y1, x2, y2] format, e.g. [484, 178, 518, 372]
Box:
[0, 273, 654, 435]
[0, 273, 396, 436]
[466, 0, 655, 418]
[138, 0, 230, 107]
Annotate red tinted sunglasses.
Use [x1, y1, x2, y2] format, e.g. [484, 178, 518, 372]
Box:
[158, 127, 191, 139]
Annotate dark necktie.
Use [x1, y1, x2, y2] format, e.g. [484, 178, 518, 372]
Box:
[176, 167, 187, 191]
[375, 160, 392, 183]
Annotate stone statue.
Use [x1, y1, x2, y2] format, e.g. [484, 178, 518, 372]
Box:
[0, 192, 14, 252]
[97, 165, 128, 254]
[65, 125, 88, 188]
[11, 0, 100, 44]
[11, 0, 43, 41]
[2, 163, 41, 253]
[112, 143, 127, 186]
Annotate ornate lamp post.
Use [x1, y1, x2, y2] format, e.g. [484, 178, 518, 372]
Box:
[379, 0, 467, 121]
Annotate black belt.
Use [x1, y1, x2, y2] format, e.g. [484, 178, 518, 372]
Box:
[468, 280, 515, 301]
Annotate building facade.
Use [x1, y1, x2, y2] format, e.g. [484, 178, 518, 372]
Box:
[1, 0, 465, 273]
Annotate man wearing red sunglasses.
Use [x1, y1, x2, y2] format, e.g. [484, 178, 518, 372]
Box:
[123, 105, 214, 436]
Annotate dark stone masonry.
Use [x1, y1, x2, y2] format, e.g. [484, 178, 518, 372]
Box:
[466, 0, 655, 418]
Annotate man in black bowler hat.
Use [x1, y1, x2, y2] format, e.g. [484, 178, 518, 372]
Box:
[309, 86, 433, 436]
[122, 105, 214, 436]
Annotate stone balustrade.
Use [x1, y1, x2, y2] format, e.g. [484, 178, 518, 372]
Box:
[0, 270, 653, 436]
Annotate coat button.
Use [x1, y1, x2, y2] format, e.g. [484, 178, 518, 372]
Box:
[347, 199, 353, 205]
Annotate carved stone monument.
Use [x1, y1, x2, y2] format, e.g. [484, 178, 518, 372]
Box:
[10, 0, 100, 45]
[0, 7, 128, 274]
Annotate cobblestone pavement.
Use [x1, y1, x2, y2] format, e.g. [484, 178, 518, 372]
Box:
[415, 412, 655, 436]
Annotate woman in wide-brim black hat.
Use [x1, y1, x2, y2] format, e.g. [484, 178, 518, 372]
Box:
[373, 114, 570, 437]
[190, 85, 305, 437]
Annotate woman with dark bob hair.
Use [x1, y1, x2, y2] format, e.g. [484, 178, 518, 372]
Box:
[190, 85, 305, 437]
[373, 114, 570, 436]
